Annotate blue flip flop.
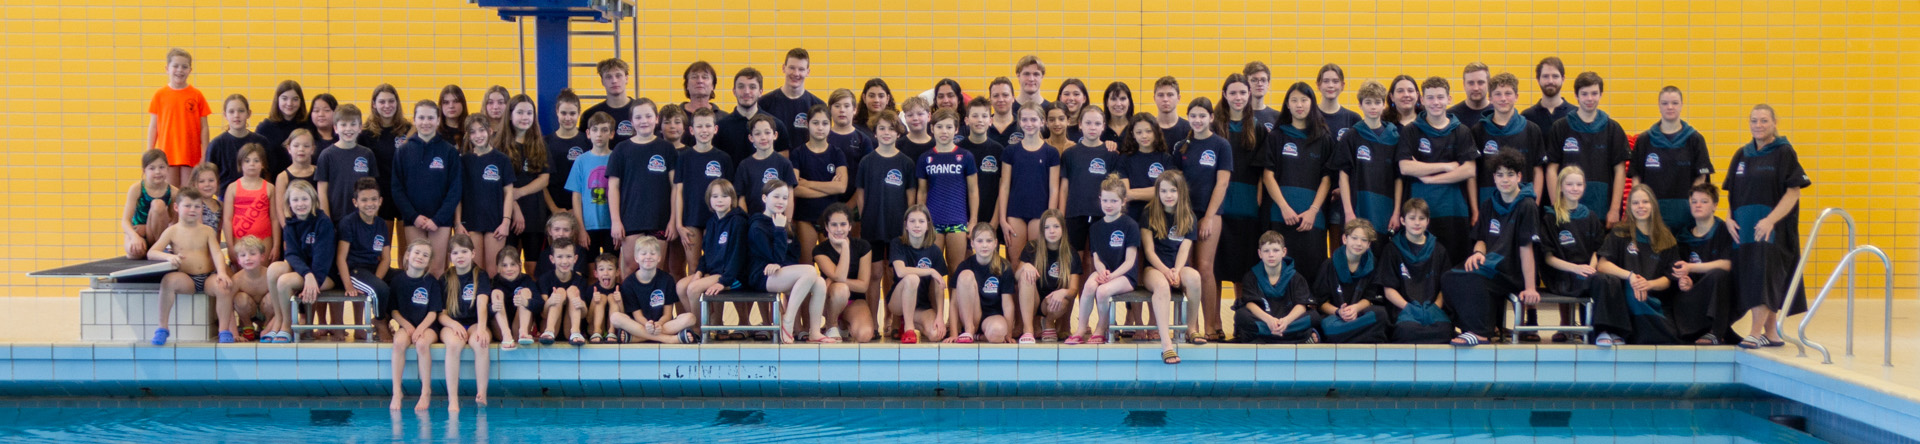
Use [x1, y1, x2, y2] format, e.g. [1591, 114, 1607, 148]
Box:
[151, 328, 171, 346]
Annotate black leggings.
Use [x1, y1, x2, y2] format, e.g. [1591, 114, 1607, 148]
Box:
[513, 225, 547, 270]
[1213, 216, 1262, 282]
[1430, 216, 1473, 270]
[347, 268, 392, 320]
[1439, 270, 1521, 339]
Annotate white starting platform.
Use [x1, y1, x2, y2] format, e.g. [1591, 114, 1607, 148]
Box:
[30, 258, 213, 343]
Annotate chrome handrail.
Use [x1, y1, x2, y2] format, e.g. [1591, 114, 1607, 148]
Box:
[1778, 208, 1855, 357]
[1797, 245, 1893, 365]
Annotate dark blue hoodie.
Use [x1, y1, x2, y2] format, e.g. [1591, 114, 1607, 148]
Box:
[699, 210, 750, 288]
[744, 212, 799, 286]
[392, 134, 463, 226]
[282, 213, 336, 281]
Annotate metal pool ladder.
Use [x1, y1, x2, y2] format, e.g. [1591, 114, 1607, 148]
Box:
[1773, 207, 1896, 366]
[1794, 245, 1894, 365]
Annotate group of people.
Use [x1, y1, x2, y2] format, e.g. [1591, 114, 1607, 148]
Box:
[132, 47, 1811, 410]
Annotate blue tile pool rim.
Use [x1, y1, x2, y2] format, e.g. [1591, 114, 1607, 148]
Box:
[0, 342, 1913, 440]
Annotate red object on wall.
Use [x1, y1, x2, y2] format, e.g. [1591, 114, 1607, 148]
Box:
[1620, 133, 1638, 217]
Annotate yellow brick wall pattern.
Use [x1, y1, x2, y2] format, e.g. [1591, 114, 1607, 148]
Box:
[1, 0, 1917, 298]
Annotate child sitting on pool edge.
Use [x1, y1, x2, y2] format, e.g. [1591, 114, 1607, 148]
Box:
[145, 188, 232, 345]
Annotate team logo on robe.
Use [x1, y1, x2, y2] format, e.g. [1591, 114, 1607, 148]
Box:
[647, 155, 668, 172]
[1356, 146, 1373, 162]
[1009, 132, 1025, 144]
[1199, 150, 1217, 167]
[353, 157, 369, 173]
[429, 157, 445, 169]
[568, 146, 584, 161]
[762, 168, 780, 183]
[704, 161, 723, 178]
[617, 121, 635, 136]
[1689, 252, 1702, 263]
[1337, 127, 1349, 140]
[1263, 122, 1275, 132]
[1089, 158, 1108, 174]
[1418, 138, 1432, 154]
[983, 277, 1000, 294]
[980, 156, 999, 173]
[461, 283, 476, 302]
[1048, 262, 1061, 279]
[1627, 242, 1639, 255]
[1562, 137, 1580, 152]
[1735, 162, 1746, 176]
[650, 289, 666, 307]
[411, 287, 430, 305]
[1282, 143, 1299, 157]
[1483, 140, 1499, 155]
[483, 165, 502, 181]
[717, 231, 729, 245]
[1147, 163, 1164, 179]
[885, 169, 904, 186]
[1109, 230, 1126, 248]
[953, 134, 966, 144]
[1558, 230, 1576, 246]
[1645, 153, 1662, 169]
[792, 113, 809, 129]
[916, 257, 933, 269]
[395, 136, 408, 150]
[1400, 263, 1411, 279]
[304, 232, 316, 245]
[1488, 219, 1502, 235]
[372, 235, 386, 252]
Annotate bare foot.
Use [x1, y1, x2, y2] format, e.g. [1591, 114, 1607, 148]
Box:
[390, 394, 403, 410]
[475, 396, 488, 407]
[415, 395, 431, 412]
[448, 401, 460, 413]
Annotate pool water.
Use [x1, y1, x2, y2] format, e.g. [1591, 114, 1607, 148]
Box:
[0, 402, 1822, 443]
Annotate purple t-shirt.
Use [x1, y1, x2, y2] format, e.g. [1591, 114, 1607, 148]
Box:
[917, 147, 976, 227]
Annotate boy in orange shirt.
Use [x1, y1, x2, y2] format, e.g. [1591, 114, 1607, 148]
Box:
[148, 48, 212, 187]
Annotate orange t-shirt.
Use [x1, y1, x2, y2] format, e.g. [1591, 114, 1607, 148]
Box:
[149, 85, 211, 166]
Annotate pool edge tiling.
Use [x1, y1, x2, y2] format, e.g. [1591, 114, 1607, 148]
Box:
[0, 342, 1915, 440]
[1737, 351, 1920, 443]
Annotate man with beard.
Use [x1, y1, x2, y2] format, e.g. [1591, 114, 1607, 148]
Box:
[1521, 57, 1577, 130]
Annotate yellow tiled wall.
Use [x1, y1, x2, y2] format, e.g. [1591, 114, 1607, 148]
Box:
[3, 0, 1917, 298]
